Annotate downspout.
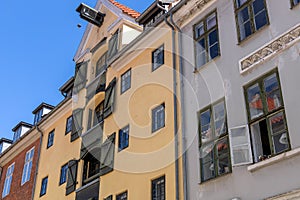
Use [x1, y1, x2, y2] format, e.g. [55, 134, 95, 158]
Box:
[169, 13, 188, 200]
[164, 12, 180, 200]
[31, 125, 43, 200]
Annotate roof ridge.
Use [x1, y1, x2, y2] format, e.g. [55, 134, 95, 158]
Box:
[109, 0, 141, 18]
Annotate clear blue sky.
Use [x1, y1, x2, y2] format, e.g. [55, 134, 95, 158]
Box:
[0, 0, 153, 140]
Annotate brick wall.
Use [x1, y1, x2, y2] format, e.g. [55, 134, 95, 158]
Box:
[0, 138, 40, 200]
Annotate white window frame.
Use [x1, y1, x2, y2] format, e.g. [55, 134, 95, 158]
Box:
[21, 147, 35, 185]
[2, 163, 15, 198]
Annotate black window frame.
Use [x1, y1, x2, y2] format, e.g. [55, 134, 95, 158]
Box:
[40, 176, 48, 197]
[198, 99, 231, 182]
[59, 163, 68, 185]
[234, 0, 269, 42]
[152, 104, 165, 133]
[47, 130, 55, 149]
[152, 45, 164, 71]
[118, 125, 129, 151]
[151, 175, 165, 200]
[65, 116, 73, 135]
[82, 152, 101, 185]
[121, 69, 131, 94]
[193, 10, 220, 69]
[116, 191, 128, 200]
[244, 69, 290, 163]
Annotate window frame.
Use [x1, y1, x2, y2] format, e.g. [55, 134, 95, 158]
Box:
[151, 175, 165, 200]
[59, 163, 68, 186]
[152, 45, 165, 71]
[47, 130, 55, 149]
[118, 125, 130, 152]
[193, 10, 220, 69]
[82, 151, 101, 185]
[234, 0, 270, 42]
[244, 69, 290, 162]
[2, 163, 15, 198]
[65, 116, 73, 135]
[21, 147, 35, 185]
[120, 69, 131, 94]
[116, 191, 128, 200]
[152, 103, 165, 133]
[198, 98, 232, 182]
[291, 0, 300, 8]
[40, 176, 48, 197]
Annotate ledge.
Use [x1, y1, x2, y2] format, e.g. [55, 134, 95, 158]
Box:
[75, 178, 99, 193]
[248, 147, 300, 172]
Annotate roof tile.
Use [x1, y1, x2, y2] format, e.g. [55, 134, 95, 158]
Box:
[109, 0, 141, 18]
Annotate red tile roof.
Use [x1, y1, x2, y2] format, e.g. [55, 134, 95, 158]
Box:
[109, 0, 141, 18]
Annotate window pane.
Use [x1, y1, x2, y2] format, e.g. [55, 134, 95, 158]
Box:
[247, 83, 264, 120]
[195, 21, 204, 38]
[254, 10, 268, 31]
[232, 145, 251, 164]
[200, 142, 214, 163]
[272, 132, 289, 154]
[217, 137, 229, 158]
[213, 101, 226, 136]
[200, 110, 212, 143]
[208, 29, 219, 60]
[201, 160, 215, 181]
[237, 6, 252, 40]
[269, 112, 286, 135]
[293, 0, 300, 6]
[236, 0, 248, 8]
[196, 38, 207, 67]
[206, 13, 217, 30]
[263, 73, 282, 112]
[217, 156, 230, 175]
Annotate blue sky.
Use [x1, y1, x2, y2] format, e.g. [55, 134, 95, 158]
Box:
[0, 0, 153, 140]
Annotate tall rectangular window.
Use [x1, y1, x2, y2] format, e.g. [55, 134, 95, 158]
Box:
[59, 164, 68, 185]
[13, 128, 22, 143]
[40, 176, 48, 197]
[65, 116, 73, 134]
[47, 130, 55, 148]
[194, 11, 220, 68]
[199, 99, 231, 182]
[2, 163, 14, 198]
[234, 0, 269, 42]
[21, 147, 35, 185]
[108, 30, 119, 58]
[244, 70, 289, 162]
[152, 104, 165, 133]
[152, 45, 164, 71]
[119, 125, 129, 151]
[116, 191, 127, 200]
[291, 0, 300, 7]
[121, 69, 131, 94]
[152, 176, 165, 200]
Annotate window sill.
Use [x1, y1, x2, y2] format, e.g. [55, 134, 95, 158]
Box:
[193, 55, 221, 74]
[76, 178, 99, 193]
[248, 147, 300, 172]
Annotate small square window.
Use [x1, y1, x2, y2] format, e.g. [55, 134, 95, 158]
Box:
[65, 116, 72, 134]
[47, 130, 55, 148]
[59, 164, 68, 185]
[152, 104, 165, 133]
[152, 176, 165, 200]
[116, 191, 127, 200]
[152, 45, 164, 71]
[119, 125, 129, 151]
[40, 176, 48, 197]
[121, 69, 131, 94]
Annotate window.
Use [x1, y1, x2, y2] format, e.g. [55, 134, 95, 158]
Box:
[108, 30, 120, 58]
[47, 130, 55, 148]
[40, 176, 48, 197]
[59, 164, 68, 185]
[96, 52, 107, 77]
[74, 61, 88, 94]
[87, 101, 104, 131]
[194, 11, 220, 68]
[152, 176, 165, 200]
[2, 163, 14, 198]
[234, 0, 269, 42]
[13, 128, 22, 143]
[152, 104, 165, 133]
[104, 195, 113, 200]
[71, 109, 84, 142]
[291, 0, 300, 7]
[116, 191, 127, 200]
[244, 70, 289, 163]
[199, 99, 231, 182]
[121, 69, 131, 94]
[152, 45, 164, 71]
[104, 78, 116, 118]
[34, 109, 43, 125]
[119, 125, 129, 151]
[83, 152, 100, 185]
[65, 116, 73, 134]
[21, 147, 35, 185]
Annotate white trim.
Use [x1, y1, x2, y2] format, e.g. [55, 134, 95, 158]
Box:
[21, 147, 35, 185]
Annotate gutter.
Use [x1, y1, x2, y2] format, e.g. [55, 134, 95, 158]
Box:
[31, 125, 43, 200]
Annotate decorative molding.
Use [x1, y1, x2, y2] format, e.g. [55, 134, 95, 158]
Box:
[240, 23, 300, 74]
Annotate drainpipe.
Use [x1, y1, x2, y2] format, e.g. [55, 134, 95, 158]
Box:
[164, 11, 180, 200]
[169, 13, 188, 200]
[31, 125, 43, 200]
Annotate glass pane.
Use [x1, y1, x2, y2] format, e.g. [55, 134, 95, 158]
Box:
[196, 38, 207, 67]
[213, 102, 226, 136]
[250, 122, 264, 163]
[273, 132, 289, 154]
[236, 0, 248, 8]
[200, 110, 212, 143]
[247, 83, 264, 120]
[237, 6, 252, 40]
[208, 29, 219, 60]
[201, 161, 215, 181]
[252, 0, 265, 14]
[269, 112, 286, 135]
[293, 0, 300, 6]
[217, 156, 230, 175]
[217, 137, 229, 158]
[200, 142, 214, 162]
[233, 146, 251, 164]
[195, 21, 204, 38]
[230, 127, 248, 146]
[254, 10, 267, 30]
[207, 13, 217, 30]
[263, 73, 282, 112]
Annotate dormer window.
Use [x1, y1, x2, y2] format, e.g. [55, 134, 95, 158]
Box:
[12, 122, 33, 143]
[32, 103, 54, 125]
[34, 109, 43, 125]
